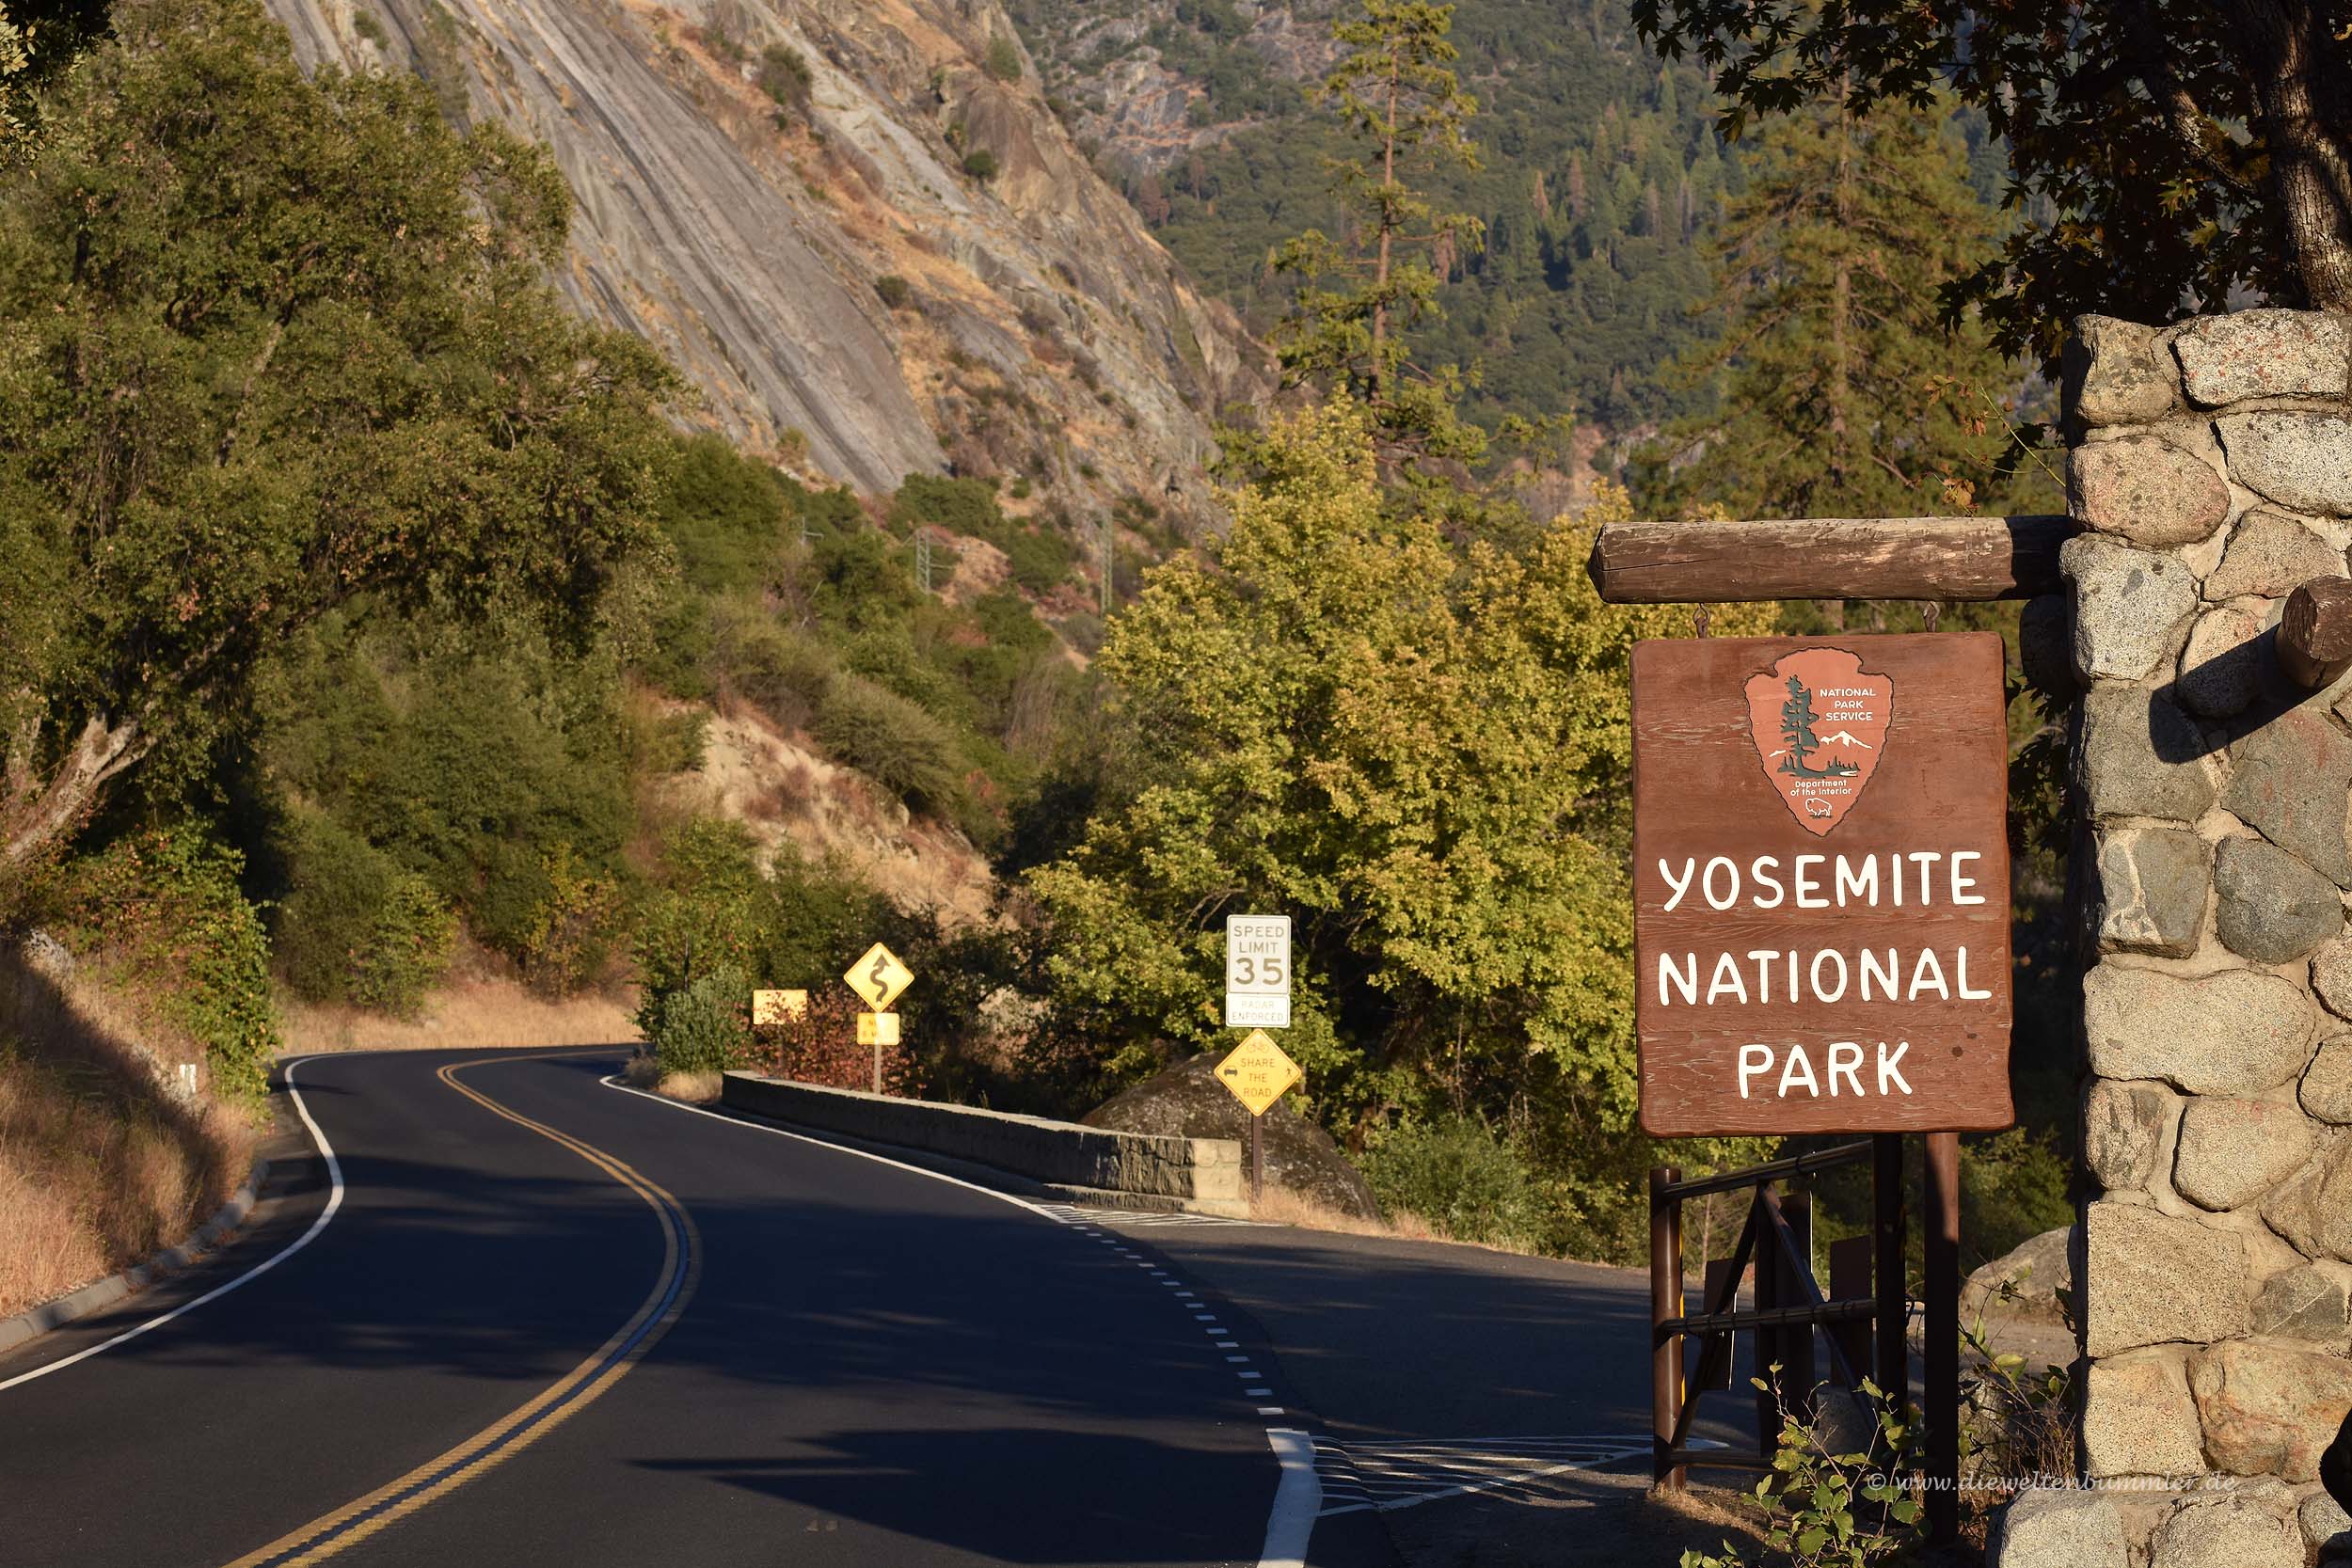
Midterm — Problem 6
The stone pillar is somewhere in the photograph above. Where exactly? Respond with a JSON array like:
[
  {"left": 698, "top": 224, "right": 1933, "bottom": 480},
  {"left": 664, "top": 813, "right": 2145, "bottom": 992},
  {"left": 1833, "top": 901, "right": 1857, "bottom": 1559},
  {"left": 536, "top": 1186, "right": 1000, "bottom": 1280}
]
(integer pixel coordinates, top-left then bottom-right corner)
[{"left": 1995, "top": 309, "right": 2352, "bottom": 1567}]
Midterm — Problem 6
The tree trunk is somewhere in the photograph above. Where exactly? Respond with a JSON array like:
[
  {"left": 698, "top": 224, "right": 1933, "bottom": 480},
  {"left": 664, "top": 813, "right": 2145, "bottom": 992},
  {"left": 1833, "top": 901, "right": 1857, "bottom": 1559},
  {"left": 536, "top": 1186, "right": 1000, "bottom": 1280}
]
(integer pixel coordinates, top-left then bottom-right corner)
[
  {"left": 0, "top": 715, "right": 148, "bottom": 875},
  {"left": 1827, "top": 87, "right": 1855, "bottom": 500},
  {"left": 2233, "top": 0, "right": 2352, "bottom": 312}
]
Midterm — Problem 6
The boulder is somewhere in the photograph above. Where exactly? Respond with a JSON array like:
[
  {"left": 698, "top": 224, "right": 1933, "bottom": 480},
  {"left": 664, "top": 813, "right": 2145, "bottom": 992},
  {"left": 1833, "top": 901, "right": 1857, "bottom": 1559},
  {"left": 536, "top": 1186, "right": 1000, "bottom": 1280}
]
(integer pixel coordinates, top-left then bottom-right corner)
[
  {"left": 2303, "top": 1036, "right": 2352, "bottom": 1124},
  {"left": 2150, "top": 1492, "right": 2307, "bottom": 1568},
  {"left": 2086, "top": 1079, "right": 2179, "bottom": 1191},
  {"left": 2082, "top": 965, "right": 2314, "bottom": 1096},
  {"left": 1084, "top": 1053, "right": 1378, "bottom": 1220},
  {"left": 1963, "top": 1224, "right": 2074, "bottom": 1324},
  {"left": 2094, "top": 827, "right": 2210, "bottom": 957},
  {"left": 2064, "top": 314, "right": 2180, "bottom": 427},
  {"left": 2082, "top": 1350, "right": 2206, "bottom": 1478},
  {"left": 2217, "top": 412, "right": 2352, "bottom": 516},
  {"left": 2173, "top": 309, "right": 2352, "bottom": 405},
  {"left": 2064, "top": 533, "right": 2201, "bottom": 679},
  {"left": 1988, "top": 1487, "right": 2128, "bottom": 1568},
  {"left": 2205, "top": 509, "right": 2348, "bottom": 601},
  {"left": 2082, "top": 1201, "right": 2251, "bottom": 1356},
  {"left": 2175, "top": 603, "right": 2268, "bottom": 718},
  {"left": 2223, "top": 708, "right": 2352, "bottom": 888},
  {"left": 2214, "top": 836, "right": 2344, "bottom": 963},
  {"left": 2070, "top": 436, "right": 2233, "bottom": 546},
  {"left": 2190, "top": 1339, "right": 2352, "bottom": 1481},
  {"left": 2172, "top": 1097, "right": 2314, "bottom": 1211},
  {"left": 2076, "top": 686, "right": 2217, "bottom": 824}
]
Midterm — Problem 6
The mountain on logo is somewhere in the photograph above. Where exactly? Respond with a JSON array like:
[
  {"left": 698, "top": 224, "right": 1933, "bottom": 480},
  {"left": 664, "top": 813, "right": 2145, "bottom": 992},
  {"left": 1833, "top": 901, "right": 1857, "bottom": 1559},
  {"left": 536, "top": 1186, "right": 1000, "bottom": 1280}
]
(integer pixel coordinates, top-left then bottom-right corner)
[{"left": 1819, "top": 729, "right": 1876, "bottom": 751}]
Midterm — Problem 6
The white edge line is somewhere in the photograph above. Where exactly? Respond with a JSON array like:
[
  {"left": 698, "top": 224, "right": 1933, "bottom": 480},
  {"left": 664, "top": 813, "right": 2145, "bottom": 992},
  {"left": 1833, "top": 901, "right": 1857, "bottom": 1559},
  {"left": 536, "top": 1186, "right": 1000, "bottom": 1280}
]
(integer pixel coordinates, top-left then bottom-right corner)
[
  {"left": 600, "top": 1076, "right": 1317, "bottom": 1568},
  {"left": 1260, "top": 1428, "right": 1322, "bottom": 1568},
  {"left": 0, "top": 1054, "right": 347, "bottom": 1394}
]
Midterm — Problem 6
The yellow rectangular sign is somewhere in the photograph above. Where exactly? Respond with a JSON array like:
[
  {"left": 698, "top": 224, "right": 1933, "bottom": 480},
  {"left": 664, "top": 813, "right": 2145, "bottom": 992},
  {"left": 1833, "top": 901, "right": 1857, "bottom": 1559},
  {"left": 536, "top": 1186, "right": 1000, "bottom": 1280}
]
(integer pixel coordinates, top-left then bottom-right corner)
[
  {"left": 856, "top": 1011, "right": 901, "bottom": 1047},
  {"left": 752, "top": 989, "right": 808, "bottom": 1026},
  {"left": 1216, "top": 1029, "right": 1302, "bottom": 1117},
  {"left": 844, "top": 942, "right": 914, "bottom": 1010}
]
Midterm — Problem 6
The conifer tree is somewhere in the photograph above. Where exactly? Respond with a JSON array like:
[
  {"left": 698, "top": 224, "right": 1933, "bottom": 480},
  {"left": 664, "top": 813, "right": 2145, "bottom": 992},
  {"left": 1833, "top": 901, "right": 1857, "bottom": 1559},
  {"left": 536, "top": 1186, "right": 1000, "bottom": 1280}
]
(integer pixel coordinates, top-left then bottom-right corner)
[
  {"left": 1632, "top": 94, "right": 2051, "bottom": 524},
  {"left": 1268, "top": 0, "right": 1487, "bottom": 466}
]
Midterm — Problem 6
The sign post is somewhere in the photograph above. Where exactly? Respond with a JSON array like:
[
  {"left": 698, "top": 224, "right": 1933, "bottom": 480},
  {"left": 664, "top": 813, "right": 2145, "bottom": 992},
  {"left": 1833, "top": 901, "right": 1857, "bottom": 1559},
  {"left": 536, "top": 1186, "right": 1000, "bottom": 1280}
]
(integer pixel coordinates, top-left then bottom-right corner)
[
  {"left": 843, "top": 942, "right": 914, "bottom": 1094},
  {"left": 1215, "top": 1028, "right": 1302, "bottom": 1206},
  {"left": 1630, "top": 634, "right": 2012, "bottom": 1530}
]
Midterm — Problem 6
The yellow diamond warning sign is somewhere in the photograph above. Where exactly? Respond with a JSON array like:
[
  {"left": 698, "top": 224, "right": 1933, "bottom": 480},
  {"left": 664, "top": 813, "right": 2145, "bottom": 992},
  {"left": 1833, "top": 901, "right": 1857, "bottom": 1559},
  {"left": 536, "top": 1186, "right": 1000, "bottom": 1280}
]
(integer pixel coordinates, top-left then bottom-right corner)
[
  {"left": 1215, "top": 1029, "right": 1302, "bottom": 1117},
  {"left": 843, "top": 942, "right": 914, "bottom": 1010}
]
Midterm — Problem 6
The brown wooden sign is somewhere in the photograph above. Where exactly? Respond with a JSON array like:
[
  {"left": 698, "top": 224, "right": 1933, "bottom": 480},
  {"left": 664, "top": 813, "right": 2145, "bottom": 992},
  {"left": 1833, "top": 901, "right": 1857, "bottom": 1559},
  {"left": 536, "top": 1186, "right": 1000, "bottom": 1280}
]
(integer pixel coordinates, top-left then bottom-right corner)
[{"left": 1631, "top": 634, "right": 2013, "bottom": 1136}]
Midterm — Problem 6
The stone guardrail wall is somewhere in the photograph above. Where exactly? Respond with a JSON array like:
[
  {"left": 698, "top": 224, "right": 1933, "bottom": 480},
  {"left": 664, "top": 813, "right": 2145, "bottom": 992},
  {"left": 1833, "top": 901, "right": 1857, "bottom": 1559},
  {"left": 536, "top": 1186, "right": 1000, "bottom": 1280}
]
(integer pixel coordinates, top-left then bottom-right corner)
[
  {"left": 1996, "top": 310, "right": 2352, "bottom": 1567},
  {"left": 720, "top": 1072, "right": 1248, "bottom": 1219}
]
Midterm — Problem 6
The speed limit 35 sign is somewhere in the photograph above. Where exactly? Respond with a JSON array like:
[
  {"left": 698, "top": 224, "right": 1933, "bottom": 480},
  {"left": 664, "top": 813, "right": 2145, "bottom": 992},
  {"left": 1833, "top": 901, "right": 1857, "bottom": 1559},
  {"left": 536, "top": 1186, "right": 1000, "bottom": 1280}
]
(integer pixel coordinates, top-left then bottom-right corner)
[{"left": 1225, "top": 914, "right": 1290, "bottom": 1028}]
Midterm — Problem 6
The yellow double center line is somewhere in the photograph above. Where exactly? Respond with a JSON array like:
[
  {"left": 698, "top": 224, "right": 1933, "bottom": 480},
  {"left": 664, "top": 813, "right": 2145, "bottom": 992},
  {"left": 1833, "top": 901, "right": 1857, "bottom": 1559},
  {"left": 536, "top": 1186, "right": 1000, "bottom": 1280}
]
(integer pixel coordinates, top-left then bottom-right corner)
[{"left": 222, "top": 1053, "right": 701, "bottom": 1568}]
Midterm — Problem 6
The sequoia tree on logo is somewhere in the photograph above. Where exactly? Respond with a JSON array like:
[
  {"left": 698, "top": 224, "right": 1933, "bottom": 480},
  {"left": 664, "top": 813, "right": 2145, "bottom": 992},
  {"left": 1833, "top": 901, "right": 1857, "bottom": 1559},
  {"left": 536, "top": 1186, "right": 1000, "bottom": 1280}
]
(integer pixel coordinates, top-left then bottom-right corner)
[{"left": 1777, "top": 676, "right": 1860, "bottom": 781}]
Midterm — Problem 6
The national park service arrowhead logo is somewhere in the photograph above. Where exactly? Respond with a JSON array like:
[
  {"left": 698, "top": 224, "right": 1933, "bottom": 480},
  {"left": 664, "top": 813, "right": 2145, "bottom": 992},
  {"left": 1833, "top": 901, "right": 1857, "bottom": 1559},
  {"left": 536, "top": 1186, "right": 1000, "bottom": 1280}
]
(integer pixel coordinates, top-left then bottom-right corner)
[{"left": 1742, "top": 648, "right": 1893, "bottom": 836}]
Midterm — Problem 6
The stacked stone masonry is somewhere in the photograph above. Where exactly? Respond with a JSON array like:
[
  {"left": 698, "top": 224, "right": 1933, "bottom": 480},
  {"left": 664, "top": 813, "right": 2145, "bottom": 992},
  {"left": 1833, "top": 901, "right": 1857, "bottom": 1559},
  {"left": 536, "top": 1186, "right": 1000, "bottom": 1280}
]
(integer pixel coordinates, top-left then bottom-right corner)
[{"left": 2010, "top": 309, "right": 2352, "bottom": 1568}]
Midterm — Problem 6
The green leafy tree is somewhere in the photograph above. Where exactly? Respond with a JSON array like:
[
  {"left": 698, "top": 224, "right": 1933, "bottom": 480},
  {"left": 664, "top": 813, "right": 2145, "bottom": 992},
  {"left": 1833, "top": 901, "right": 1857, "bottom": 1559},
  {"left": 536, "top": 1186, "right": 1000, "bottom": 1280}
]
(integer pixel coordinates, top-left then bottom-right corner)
[
  {"left": 0, "top": 0, "right": 676, "bottom": 877},
  {"left": 0, "top": 0, "right": 107, "bottom": 160},
  {"left": 1270, "top": 0, "right": 1487, "bottom": 464},
  {"left": 1632, "top": 98, "right": 2053, "bottom": 523},
  {"left": 1029, "top": 396, "right": 1774, "bottom": 1169},
  {"left": 1632, "top": 0, "right": 2352, "bottom": 359}
]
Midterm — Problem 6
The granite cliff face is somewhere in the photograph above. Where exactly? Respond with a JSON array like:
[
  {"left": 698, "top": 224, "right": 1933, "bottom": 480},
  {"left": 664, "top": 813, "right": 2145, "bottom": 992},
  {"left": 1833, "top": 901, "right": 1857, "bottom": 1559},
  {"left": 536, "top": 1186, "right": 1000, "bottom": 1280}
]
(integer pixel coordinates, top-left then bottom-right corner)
[{"left": 263, "top": 0, "right": 1261, "bottom": 512}]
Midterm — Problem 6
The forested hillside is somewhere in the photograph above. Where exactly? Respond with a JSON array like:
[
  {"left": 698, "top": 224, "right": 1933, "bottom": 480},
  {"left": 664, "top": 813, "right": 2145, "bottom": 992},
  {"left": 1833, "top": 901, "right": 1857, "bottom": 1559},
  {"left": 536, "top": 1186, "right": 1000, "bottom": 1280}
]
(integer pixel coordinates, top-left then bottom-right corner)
[{"left": 1010, "top": 0, "right": 2009, "bottom": 441}]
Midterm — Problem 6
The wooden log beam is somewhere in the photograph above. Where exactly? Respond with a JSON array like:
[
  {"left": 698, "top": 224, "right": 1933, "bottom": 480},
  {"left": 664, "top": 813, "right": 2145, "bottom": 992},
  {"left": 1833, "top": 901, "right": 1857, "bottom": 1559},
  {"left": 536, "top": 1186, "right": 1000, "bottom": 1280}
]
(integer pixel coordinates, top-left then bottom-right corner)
[
  {"left": 1586, "top": 515, "right": 2079, "bottom": 604},
  {"left": 2279, "top": 577, "right": 2352, "bottom": 689}
]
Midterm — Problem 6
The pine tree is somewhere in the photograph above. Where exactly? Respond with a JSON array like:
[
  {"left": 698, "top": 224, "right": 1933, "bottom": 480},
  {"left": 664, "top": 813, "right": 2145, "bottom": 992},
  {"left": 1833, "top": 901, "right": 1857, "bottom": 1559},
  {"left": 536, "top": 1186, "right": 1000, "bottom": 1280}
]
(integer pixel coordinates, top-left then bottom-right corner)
[
  {"left": 1632, "top": 94, "right": 2054, "bottom": 524},
  {"left": 1268, "top": 0, "right": 1487, "bottom": 466}
]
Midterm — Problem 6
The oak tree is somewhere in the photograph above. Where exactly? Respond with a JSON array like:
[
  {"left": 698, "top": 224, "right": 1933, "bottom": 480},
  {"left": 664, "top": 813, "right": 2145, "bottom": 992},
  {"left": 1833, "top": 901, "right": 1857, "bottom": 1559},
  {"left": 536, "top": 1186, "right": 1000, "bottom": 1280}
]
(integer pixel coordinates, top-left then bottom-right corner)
[
  {"left": 1633, "top": 0, "right": 2352, "bottom": 358},
  {"left": 0, "top": 0, "right": 676, "bottom": 875}
]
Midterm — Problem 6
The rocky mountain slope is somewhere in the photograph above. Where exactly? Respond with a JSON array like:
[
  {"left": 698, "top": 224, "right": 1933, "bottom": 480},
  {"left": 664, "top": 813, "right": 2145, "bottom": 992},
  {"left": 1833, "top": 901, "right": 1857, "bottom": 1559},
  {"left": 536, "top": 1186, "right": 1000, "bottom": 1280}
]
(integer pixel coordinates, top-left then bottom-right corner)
[{"left": 263, "top": 0, "right": 1262, "bottom": 515}]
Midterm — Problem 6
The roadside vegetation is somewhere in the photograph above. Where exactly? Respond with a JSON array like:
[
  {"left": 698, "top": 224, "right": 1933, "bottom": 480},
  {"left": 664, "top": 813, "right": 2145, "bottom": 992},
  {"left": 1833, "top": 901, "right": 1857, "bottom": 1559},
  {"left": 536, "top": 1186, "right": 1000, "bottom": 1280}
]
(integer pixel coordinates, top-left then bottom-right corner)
[{"left": 6, "top": 0, "right": 2249, "bottom": 1316}]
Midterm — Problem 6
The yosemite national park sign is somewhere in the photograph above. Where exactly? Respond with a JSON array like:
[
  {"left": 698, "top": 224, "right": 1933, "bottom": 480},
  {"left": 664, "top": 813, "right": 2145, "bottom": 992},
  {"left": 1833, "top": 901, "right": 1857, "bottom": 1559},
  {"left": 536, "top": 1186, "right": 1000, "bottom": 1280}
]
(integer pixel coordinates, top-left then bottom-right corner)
[{"left": 1630, "top": 635, "right": 2014, "bottom": 1136}]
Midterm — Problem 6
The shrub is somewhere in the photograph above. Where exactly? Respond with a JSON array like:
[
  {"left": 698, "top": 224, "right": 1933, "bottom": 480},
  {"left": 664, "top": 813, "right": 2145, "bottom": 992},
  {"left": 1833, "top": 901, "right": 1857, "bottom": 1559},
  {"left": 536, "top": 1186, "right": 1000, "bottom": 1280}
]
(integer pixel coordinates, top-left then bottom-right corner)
[
  {"left": 53, "top": 829, "right": 279, "bottom": 1107},
  {"left": 273, "top": 813, "right": 453, "bottom": 1019},
  {"left": 757, "top": 43, "right": 812, "bottom": 118},
  {"left": 1360, "top": 1117, "right": 1540, "bottom": 1246},
  {"left": 961, "top": 148, "right": 999, "bottom": 182},
  {"left": 516, "top": 845, "right": 624, "bottom": 996},
  {"left": 352, "top": 870, "right": 457, "bottom": 1019},
  {"left": 984, "top": 34, "right": 1023, "bottom": 83},
  {"left": 710, "top": 598, "right": 836, "bottom": 731},
  {"left": 815, "top": 673, "right": 965, "bottom": 814},
  {"left": 874, "top": 274, "right": 912, "bottom": 310},
  {"left": 652, "top": 963, "right": 752, "bottom": 1076},
  {"left": 660, "top": 432, "right": 789, "bottom": 594},
  {"left": 890, "top": 472, "right": 1006, "bottom": 543},
  {"left": 1003, "top": 525, "right": 1077, "bottom": 594}
]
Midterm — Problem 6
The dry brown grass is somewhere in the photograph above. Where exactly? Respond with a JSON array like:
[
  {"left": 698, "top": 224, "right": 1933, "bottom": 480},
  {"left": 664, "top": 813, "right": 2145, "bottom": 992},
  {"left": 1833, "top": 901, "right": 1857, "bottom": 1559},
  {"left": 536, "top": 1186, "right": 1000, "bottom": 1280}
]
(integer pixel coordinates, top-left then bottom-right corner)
[
  {"left": 654, "top": 1069, "right": 722, "bottom": 1103},
  {"left": 279, "top": 974, "right": 639, "bottom": 1055},
  {"left": 1248, "top": 1185, "right": 1441, "bottom": 1242},
  {"left": 0, "top": 1026, "right": 253, "bottom": 1320}
]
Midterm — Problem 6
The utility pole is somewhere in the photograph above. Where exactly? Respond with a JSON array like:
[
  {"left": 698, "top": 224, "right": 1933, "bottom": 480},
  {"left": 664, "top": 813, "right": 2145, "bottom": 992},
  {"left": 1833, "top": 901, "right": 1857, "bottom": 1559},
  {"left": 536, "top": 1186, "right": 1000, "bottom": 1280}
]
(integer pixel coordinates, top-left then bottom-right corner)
[
  {"left": 915, "top": 529, "right": 933, "bottom": 595},
  {"left": 1099, "top": 518, "right": 1114, "bottom": 615}
]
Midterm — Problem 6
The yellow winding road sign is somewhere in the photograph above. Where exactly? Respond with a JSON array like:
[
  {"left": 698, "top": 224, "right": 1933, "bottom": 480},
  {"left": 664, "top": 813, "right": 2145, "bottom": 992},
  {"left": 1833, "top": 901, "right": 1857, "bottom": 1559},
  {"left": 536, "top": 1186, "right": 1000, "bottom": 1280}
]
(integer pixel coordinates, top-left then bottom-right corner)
[
  {"left": 1216, "top": 1030, "right": 1302, "bottom": 1117},
  {"left": 844, "top": 942, "right": 914, "bottom": 1011}
]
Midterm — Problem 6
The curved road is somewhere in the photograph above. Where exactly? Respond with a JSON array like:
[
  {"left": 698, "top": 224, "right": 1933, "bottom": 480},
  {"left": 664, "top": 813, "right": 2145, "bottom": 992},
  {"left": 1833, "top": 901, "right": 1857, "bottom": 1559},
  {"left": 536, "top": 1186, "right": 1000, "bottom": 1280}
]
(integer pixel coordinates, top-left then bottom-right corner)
[{"left": 0, "top": 1049, "right": 1350, "bottom": 1567}]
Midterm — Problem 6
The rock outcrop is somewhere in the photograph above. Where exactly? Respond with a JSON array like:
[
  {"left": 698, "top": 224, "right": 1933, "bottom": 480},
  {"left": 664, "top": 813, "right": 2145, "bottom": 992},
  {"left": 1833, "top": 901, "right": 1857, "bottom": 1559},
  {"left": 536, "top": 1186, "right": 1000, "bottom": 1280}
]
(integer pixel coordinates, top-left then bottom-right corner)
[
  {"left": 264, "top": 0, "right": 1262, "bottom": 515},
  {"left": 1084, "top": 1053, "right": 1379, "bottom": 1219}
]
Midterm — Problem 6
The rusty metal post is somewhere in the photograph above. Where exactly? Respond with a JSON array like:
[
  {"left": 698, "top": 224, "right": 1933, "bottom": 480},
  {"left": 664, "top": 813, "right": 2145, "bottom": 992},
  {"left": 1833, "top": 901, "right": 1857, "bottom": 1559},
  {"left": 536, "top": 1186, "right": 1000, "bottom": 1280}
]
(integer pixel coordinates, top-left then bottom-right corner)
[
  {"left": 1873, "top": 1134, "right": 1908, "bottom": 1405},
  {"left": 1924, "top": 1132, "right": 1962, "bottom": 1543},
  {"left": 1780, "top": 1191, "right": 1818, "bottom": 1425},
  {"left": 1250, "top": 1112, "right": 1264, "bottom": 1207},
  {"left": 1650, "top": 1165, "right": 1685, "bottom": 1489}
]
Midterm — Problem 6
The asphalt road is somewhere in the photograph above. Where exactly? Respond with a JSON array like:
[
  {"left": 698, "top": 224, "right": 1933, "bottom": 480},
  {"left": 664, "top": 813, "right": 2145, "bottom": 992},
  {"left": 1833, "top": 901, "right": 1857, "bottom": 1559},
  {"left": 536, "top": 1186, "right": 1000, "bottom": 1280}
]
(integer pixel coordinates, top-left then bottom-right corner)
[{"left": 0, "top": 1049, "right": 1715, "bottom": 1567}]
